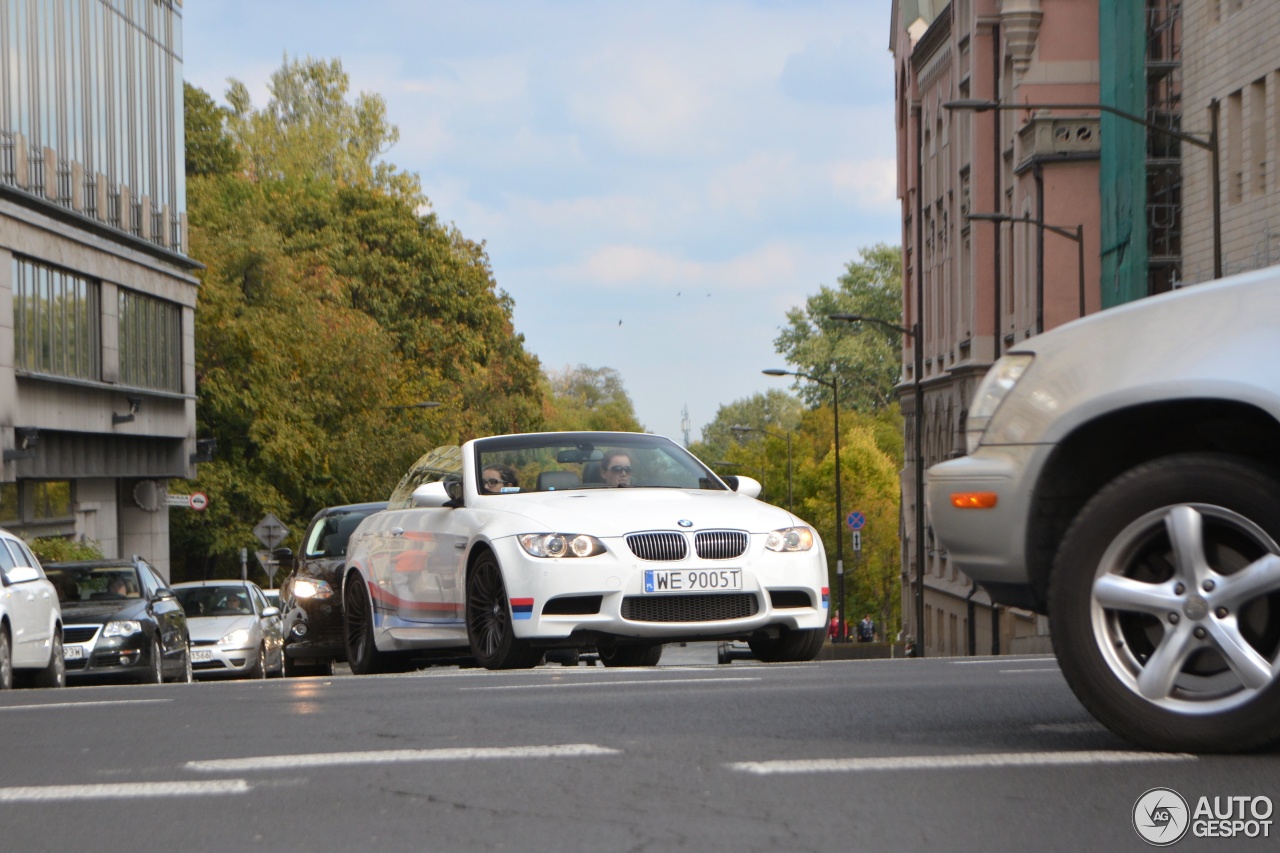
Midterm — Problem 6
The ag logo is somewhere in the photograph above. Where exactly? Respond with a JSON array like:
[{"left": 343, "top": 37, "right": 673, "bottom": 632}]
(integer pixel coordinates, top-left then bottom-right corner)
[{"left": 1133, "top": 787, "right": 1190, "bottom": 846}]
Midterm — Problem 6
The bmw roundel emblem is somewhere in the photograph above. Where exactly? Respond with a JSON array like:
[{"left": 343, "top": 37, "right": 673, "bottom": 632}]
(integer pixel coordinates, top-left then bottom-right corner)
[{"left": 678, "top": 519, "right": 693, "bottom": 528}]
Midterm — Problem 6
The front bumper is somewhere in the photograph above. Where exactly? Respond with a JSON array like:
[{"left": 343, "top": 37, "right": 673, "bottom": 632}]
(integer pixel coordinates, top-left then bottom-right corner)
[
  {"left": 926, "top": 444, "right": 1043, "bottom": 592},
  {"left": 493, "top": 534, "right": 829, "bottom": 642},
  {"left": 282, "top": 600, "right": 345, "bottom": 661},
  {"left": 62, "top": 624, "right": 157, "bottom": 680},
  {"left": 189, "top": 642, "right": 260, "bottom": 677}
]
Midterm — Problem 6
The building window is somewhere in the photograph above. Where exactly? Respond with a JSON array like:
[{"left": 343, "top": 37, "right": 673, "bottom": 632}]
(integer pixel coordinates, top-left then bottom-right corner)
[
  {"left": 13, "top": 257, "right": 101, "bottom": 380},
  {"left": 0, "top": 480, "right": 73, "bottom": 529},
  {"left": 119, "top": 289, "right": 181, "bottom": 392}
]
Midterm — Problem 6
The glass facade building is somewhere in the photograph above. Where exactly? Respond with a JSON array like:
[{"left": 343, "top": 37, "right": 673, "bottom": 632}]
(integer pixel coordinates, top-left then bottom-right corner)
[{"left": 0, "top": 0, "right": 186, "bottom": 252}]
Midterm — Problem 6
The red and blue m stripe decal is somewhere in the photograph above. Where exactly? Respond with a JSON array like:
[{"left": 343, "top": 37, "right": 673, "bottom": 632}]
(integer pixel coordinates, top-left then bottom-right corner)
[
  {"left": 510, "top": 598, "right": 534, "bottom": 620},
  {"left": 821, "top": 587, "right": 829, "bottom": 609}
]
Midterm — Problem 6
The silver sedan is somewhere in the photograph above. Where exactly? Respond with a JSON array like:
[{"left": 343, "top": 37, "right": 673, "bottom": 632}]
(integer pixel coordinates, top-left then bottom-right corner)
[{"left": 171, "top": 581, "right": 283, "bottom": 679}]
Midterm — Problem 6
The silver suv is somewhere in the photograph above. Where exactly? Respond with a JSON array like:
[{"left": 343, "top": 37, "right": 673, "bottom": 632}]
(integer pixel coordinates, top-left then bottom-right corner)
[
  {"left": 927, "top": 266, "right": 1280, "bottom": 753},
  {"left": 0, "top": 527, "right": 64, "bottom": 689}
]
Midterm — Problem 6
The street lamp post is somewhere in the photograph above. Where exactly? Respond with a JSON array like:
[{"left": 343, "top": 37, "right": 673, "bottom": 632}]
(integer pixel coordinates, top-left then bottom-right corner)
[
  {"left": 968, "top": 212, "right": 1086, "bottom": 320},
  {"left": 827, "top": 314, "right": 926, "bottom": 657},
  {"left": 730, "top": 425, "right": 793, "bottom": 512},
  {"left": 943, "top": 98, "right": 1222, "bottom": 280},
  {"left": 763, "top": 368, "right": 843, "bottom": 641}
]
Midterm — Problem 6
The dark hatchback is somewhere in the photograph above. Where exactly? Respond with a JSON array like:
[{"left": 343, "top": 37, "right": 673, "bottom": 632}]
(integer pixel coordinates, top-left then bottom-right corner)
[
  {"left": 45, "top": 557, "right": 192, "bottom": 684},
  {"left": 275, "top": 502, "right": 386, "bottom": 676}
]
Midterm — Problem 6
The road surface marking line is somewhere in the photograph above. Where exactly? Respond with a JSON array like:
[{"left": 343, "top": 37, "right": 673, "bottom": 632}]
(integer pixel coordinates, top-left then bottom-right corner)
[
  {"left": 0, "top": 698, "right": 172, "bottom": 712},
  {"left": 461, "top": 677, "right": 762, "bottom": 691},
  {"left": 186, "top": 743, "right": 622, "bottom": 773},
  {"left": 727, "top": 751, "right": 1196, "bottom": 775},
  {"left": 0, "top": 779, "right": 251, "bottom": 802}
]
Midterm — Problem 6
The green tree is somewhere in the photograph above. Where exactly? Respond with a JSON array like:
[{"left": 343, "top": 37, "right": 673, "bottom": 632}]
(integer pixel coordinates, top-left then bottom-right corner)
[
  {"left": 172, "top": 72, "right": 545, "bottom": 580},
  {"left": 773, "top": 243, "right": 904, "bottom": 412},
  {"left": 688, "top": 389, "right": 803, "bottom": 464},
  {"left": 225, "top": 55, "right": 421, "bottom": 201},
  {"left": 542, "top": 365, "right": 644, "bottom": 432},
  {"left": 184, "top": 83, "right": 240, "bottom": 177}
]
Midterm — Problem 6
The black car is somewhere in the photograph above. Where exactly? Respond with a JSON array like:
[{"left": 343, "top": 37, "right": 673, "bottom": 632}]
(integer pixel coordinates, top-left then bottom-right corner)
[
  {"left": 275, "top": 502, "right": 386, "bottom": 676},
  {"left": 45, "top": 557, "right": 192, "bottom": 684}
]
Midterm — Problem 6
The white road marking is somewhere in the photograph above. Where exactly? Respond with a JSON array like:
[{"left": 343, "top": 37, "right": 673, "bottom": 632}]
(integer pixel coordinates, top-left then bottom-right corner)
[
  {"left": 727, "top": 750, "right": 1196, "bottom": 776},
  {"left": 0, "top": 699, "right": 172, "bottom": 712},
  {"left": 0, "top": 779, "right": 250, "bottom": 802},
  {"left": 461, "top": 677, "right": 762, "bottom": 691},
  {"left": 186, "top": 743, "right": 622, "bottom": 773}
]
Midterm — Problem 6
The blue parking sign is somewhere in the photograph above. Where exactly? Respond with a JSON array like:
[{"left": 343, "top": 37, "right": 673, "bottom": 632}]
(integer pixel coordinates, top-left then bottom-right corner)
[{"left": 847, "top": 511, "right": 866, "bottom": 531}]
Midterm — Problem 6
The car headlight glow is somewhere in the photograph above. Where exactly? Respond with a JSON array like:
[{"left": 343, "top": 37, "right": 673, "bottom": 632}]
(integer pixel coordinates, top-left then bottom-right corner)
[
  {"left": 220, "top": 628, "right": 252, "bottom": 647},
  {"left": 518, "top": 533, "right": 606, "bottom": 558},
  {"left": 765, "top": 527, "right": 815, "bottom": 552},
  {"left": 102, "top": 620, "right": 142, "bottom": 637},
  {"left": 965, "top": 354, "right": 1033, "bottom": 454},
  {"left": 292, "top": 578, "right": 334, "bottom": 599}
]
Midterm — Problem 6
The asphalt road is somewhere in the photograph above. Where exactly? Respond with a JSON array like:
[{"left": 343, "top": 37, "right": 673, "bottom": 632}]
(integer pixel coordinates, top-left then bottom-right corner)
[{"left": 1, "top": 648, "right": 1276, "bottom": 852}]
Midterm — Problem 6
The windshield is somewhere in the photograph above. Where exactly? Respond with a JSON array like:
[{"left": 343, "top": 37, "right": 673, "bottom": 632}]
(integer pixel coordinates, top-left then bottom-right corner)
[
  {"left": 176, "top": 585, "right": 253, "bottom": 617},
  {"left": 46, "top": 565, "right": 142, "bottom": 604},
  {"left": 304, "top": 508, "right": 383, "bottom": 558},
  {"left": 387, "top": 446, "right": 463, "bottom": 509},
  {"left": 474, "top": 433, "right": 726, "bottom": 495}
]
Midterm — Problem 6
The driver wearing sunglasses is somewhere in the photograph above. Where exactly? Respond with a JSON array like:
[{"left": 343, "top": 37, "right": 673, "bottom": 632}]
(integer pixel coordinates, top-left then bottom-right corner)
[
  {"left": 481, "top": 464, "right": 519, "bottom": 494},
  {"left": 600, "top": 451, "right": 633, "bottom": 487}
]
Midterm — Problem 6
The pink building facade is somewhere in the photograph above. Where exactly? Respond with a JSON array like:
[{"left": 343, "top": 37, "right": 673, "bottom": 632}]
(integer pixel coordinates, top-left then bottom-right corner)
[{"left": 890, "top": 0, "right": 1101, "bottom": 655}]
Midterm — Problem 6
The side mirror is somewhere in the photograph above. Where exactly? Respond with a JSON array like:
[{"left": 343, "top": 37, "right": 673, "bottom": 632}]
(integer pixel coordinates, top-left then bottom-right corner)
[
  {"left": 272, "top": 547, "right": 294, "bottom": 568},
  {"left": 724, "top": 475, "right": 762, "bottom": 499},
  {"left": 3, "top": 566, "right": 41, "bottom": 586},
  {"left": 411, "top": 481, "right": 454, "bottom": 508},
  {"left": 153, "top": 588, "right": 177, "bottom": 602},
  {"left": 261, "top": 606, "right": 281, "bottom": 619}
]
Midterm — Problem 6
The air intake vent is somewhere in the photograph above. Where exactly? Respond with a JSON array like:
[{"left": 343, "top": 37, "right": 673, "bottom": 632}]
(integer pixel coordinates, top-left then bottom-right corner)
[
  {"left": 626, "top": 532, "right": 687, "bottom": 561},
  {"left": 621, "top": 593, "right": 758, "bottom": 623},
  {"left": 694, "top": 530, "right": 748, "bottom": 560}
]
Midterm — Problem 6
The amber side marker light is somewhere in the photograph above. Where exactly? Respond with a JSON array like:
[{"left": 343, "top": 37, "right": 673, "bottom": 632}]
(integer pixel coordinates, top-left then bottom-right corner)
[{"left": 950, "top": 492, "right": 998, "bottom": 509}]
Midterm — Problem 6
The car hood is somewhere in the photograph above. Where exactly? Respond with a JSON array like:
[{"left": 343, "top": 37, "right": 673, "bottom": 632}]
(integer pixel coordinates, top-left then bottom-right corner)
[
  {"left": 186, "top": 615, "right": 257, "bottom": 642},
  {"left": 487, "top": 488, "right": 799, "bottom": 538},
  {"left": 59, "top": 599, "right": 149, "bottom": 624}
]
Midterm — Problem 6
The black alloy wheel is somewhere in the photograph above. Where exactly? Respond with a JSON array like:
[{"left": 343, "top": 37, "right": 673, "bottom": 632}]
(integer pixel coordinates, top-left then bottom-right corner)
[
  {"left": 466, "top": 553, "right": 541, "bottom": 670},
  {"left": 343, "top": 575, "right": 412, "bottom": 674},
  {"left": 1050, "top": 453, "right": 1280, "bottom": 753}
]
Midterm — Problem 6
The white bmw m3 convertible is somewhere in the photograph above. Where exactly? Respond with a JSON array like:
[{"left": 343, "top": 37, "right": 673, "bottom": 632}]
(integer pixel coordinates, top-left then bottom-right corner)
[{"left": 342, "top": 431, "right": 829, "bottom": 671}]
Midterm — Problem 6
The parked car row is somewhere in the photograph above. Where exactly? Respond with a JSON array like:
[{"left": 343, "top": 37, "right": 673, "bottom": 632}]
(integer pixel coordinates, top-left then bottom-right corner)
[
  {"left": 0, "top": 528, "right": 285, "bottom": 691},
  {"left": 274, "top": 431, "right": 830, "bottom": 677}
]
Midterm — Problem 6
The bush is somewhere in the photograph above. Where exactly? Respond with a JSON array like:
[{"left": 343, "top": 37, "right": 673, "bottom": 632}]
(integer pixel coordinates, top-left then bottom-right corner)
[{"left": 29, "top": 537, "right": 104, "bottom": 563}]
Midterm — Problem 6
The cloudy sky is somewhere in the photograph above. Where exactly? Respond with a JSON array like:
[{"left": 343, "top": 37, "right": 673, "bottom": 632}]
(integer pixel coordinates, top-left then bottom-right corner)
[{"left": 181, "top": 1, "right": 900, "bottom": 442}]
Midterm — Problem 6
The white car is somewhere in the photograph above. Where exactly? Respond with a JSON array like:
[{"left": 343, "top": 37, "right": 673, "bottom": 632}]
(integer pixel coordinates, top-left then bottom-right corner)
[
  {"left": 342, "top": 431, "right": 829, "bottom": 672},
  {"left": 171, "top": 580, "right": 284, "bottom": 678},
  {"left": 0, "top": 527, "right": 64, "bottom": 689},
  {"left": 926, "top": 266, "right": 1280, "bottom": 753}
]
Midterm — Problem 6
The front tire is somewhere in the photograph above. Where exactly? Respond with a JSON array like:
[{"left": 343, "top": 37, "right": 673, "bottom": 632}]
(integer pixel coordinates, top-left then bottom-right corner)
[
  {"left": 598, "top": 642, "right": 663, "bottom": 667},
  {"left": 1050, "top": 454, "right": 1280, "bottom": 753},
  {"left": 141, "top": 638, "right": 163, "bottom": 685},
  {"left": 33, "top": 631, "right": 65, "bottom": 688},
  {"left": 466, "top": 553, "right": 540, "bottom": 670},
  {"left": 344, "top": 574, "right": 396, "bottom": 675},
  {"left": 748, "top": 628, "right": 825, "bottom": 663},
  {"left": 0, "top": 629, "right": 13, "bottom": 690}
]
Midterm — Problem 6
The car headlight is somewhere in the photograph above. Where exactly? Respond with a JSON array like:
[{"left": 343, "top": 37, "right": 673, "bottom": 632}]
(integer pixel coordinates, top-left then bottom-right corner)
[
  {"left": 964, "top": 354, "right": 1033, "bottom": 454},
  {"left": 220, "top": 629, "right": 252, "bottom": 647},
  {"left": 292, "top": 578, "right": 334, "bottom": 599},
  {"left": 517, "top": 533, "right": 606, "bottom": 558},
  {"left": 765, "top": 527, "right": 815, "bottom": 552},
  {"left": 103, "top": 620, "right": 142, "bottom": 637}
]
